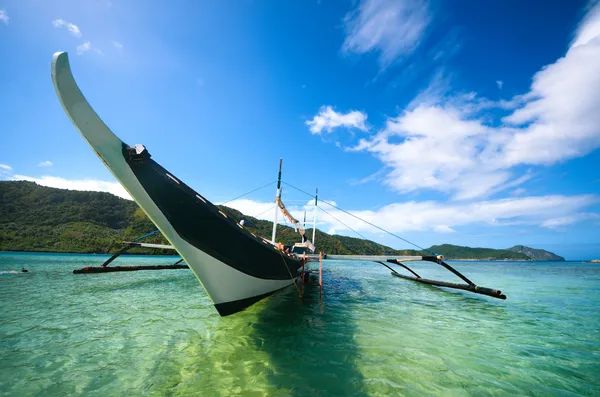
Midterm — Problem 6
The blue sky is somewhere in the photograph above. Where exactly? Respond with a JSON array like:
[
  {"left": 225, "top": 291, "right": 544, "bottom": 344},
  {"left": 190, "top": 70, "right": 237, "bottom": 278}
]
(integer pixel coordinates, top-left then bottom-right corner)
[{"left": 1, "top": 0, "right": 599, "bottom": 259}]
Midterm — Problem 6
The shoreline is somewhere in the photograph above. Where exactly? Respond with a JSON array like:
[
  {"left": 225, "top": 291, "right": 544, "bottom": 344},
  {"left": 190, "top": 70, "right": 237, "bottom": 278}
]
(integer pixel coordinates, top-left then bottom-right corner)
[
  {"left": 0, "top": 250, "right": 583, "bottom": 262},
  {"left": 0, "top": 249, "right": 179, "bottom": 257}
]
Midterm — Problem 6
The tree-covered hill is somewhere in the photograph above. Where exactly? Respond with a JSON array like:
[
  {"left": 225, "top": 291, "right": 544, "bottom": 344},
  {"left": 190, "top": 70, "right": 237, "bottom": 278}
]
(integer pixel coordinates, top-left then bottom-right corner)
[
  {"left": 0, "top": 181, "right": 563, "bottom": 260},
  {"left": 429, "top": 244, "right": 530, "bottom": 260},
  {"left": 0, "top": 181, "right": 416, "bottom": 255},
  {"left": 507, "top": 245, "right": 565, "bottom": 261}
]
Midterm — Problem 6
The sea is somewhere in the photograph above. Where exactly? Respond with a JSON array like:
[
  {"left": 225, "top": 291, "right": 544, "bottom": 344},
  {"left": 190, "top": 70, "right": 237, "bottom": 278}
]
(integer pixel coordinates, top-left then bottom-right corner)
[{"left": 1, "top": 252, "right": 599, "bottom": 397}]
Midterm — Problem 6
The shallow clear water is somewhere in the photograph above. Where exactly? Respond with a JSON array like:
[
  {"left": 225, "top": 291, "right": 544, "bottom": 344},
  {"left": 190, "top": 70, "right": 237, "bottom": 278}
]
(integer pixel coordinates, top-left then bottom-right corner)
[{"left": 1, "top": 252, "right": 599, "bottom": 396}]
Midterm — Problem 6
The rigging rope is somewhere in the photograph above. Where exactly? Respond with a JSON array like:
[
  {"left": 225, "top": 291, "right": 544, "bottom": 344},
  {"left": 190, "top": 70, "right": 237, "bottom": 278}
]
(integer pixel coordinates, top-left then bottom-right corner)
[
  {"left": 132, "top": 181, "right": 275, "bottom": 244},
  {"left": 251, "top": 205, "right": 277, "bottom": 220},
  {"left": 220, "top": 181, "right": 276, "bottom": 206},
  {"left": 318, "top": 206, "right": 368, "bottom": 242},
  {"left": 282, "top": 181, "right": 435, "bottom": 256},
  {"left": 318, "top": 206, "right": 388, "bottom": 256}
]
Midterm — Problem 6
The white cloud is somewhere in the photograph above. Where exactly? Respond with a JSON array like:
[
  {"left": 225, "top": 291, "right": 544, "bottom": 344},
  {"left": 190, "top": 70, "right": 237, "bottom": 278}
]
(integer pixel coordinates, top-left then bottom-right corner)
[
  {"left": 306, "top": 106, "right": 368, "bottom": 135},
  {"left": 541, "top": 213, "right": 600, "bottom": 229},
  {"left": 52, "top": 19, "right": 82, "bottom": 37},
  {"left": 499, "top": 6, "right": 600, "bottom": 167},
  {"left": 11, "top": 175, "right": 131, "bottom": 200},
  {"left": 224, "top": 194, "right": 599, "bottom": 236},
  {"left": 338, "top": 2, "right": 600, "bottom": 200},
  {"left": 112, "top": 40, "right": 123, "bottom": 50},
  {"left": 0, "top": 163, "right": 12, "bottom": 171},
  {"left": 343, "top": 0, "right": 430, "bottom": 67},
  {"left": 496, "top": 80, "right": 503, "bottom": 90},
  {"left": 76, "top": 41, "right": 91, "bottom": 55},
  {"left": 38, "top": 161, "right": 53, "bottom": 167},
  {"left": 0, "top": 9, "right": 9, "bottom": 24}
]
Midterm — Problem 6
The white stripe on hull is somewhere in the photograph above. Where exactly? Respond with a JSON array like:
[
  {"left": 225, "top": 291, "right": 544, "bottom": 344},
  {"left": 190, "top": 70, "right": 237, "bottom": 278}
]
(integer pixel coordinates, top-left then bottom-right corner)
[{"left": 51, "top": 52, "right": 296, "bottom": 308}]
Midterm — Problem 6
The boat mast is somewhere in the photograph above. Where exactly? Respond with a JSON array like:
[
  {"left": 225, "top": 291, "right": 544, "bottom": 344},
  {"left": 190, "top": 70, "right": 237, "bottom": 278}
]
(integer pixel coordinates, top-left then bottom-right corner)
[
  {"left": 271, "top": 158, "right": 283, "bottom": 243},
  {"left": 312, "top": 187, "right": 318, "bottom": 245}
]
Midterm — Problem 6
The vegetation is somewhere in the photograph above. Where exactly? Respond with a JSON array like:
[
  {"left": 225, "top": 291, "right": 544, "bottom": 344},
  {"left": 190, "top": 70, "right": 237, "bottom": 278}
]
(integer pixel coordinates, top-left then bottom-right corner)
[
  {"left": 0, "top": 181, "right": 563, "bottom": 260},
  {"left": 506, "top": 245, "right": 565, "bottom": 261},
  {"left": 0, "top": 181, "right": 415, "bottom": 255},
  {"left": 429, "top": 244, "right": 530, "bottom": 260}
]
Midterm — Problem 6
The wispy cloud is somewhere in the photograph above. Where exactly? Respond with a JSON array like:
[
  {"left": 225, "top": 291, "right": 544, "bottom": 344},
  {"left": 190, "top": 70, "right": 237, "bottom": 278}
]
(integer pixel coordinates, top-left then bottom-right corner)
[
  {"left": 321, "top": 1, "right": 600, "bottom": 200},
  {"left": 306, "top": 106, "right": 368, "bottom": 135},
  {"left": 38, "top": 161, "right": 53, "bottom": 167},
  {"left": 52, "top": 18, "right": 82, "bottom": 37},
  {"left": 541, "top": 213, "right": 600, "bottom": 229},
  {"left": 496, "top": 80, "right": 503, "bottom": 90},
  {"left": 76, "top": 41, "right": 91, "bottom": 55},
  {"left": 225, "top": 194, "right": 599, "bottom": 236},
  {"left": 75, "top": 41, "right": 102, "bottom": 56},
  {"left": 343, "top": 0, "right": 430, "bottom": 67},
  {"left": 11, "top": 175, "right": 131, "bottom": 200},
  {"left": 112, "top": 40, "right": 123, "bottom": 50},
  {"left": 0, "top": 163, "right": 12, "bottom": 180},
  {"left": 0, "top": 8, "right": 9, "bottom": 25}
]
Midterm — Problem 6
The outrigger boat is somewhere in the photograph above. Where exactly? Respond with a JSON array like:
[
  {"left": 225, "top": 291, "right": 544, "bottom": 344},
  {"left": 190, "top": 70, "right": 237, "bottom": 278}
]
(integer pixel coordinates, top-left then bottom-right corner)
[{"left": 52, "top": 52, "right": 506, "bottom": 317}]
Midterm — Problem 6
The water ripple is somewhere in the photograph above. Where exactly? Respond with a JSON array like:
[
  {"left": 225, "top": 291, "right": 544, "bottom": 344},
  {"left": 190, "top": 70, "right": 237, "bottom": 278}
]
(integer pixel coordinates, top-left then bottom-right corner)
[{"left": 1, "top": 254, "right": 599, "bottom": 396}]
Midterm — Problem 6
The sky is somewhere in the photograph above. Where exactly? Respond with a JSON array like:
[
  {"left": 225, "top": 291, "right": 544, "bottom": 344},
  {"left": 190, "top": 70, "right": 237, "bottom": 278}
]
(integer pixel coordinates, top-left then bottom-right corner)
[{"left": 1, "top": 0, "right": 599, "bottom": 259}]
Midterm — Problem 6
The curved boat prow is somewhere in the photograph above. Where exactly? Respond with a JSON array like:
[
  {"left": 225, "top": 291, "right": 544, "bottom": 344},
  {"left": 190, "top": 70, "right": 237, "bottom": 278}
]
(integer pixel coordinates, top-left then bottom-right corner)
[
  {"left": 52, "top": 52, "right": 125, "bottom": 171},
  {"left": 51, "top": 52, "right": 302, "bottom": 316}
]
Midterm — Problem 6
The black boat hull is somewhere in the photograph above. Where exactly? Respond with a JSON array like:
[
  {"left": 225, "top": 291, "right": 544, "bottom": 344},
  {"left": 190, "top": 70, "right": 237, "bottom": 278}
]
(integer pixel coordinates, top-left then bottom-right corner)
[{"left": 52, "top": 52, "right": 302, "bottom": 315}]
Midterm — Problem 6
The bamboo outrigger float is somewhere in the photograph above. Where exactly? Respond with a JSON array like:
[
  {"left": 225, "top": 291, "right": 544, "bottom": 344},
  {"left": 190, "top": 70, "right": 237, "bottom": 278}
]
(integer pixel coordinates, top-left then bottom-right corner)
[{"left": 54, "top": 51, "right": 506, "bottom": 317}]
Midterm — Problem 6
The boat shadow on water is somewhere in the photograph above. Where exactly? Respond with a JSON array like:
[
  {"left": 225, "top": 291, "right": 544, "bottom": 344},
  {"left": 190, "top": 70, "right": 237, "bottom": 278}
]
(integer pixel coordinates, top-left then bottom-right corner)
[
  {"left": 137, "top": 275, "right": 370, "bottom": 396},
  {"left": 247, "top": 276, "right": 369, "bottom": 397}
]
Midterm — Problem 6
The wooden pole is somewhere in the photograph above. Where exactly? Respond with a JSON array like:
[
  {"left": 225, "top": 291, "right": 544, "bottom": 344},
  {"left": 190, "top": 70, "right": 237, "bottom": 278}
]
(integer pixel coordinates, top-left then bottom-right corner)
[
  {"left": 312, "top": 188, "right": 318, "bottom": 245},
  {"left": 101, "top": 244, "right": 133, "bottom": 267},
  {"left": 391, "top": 272, "right": 506, "bottom": 299},
  {"left": 271, "top": 158, "right": 283, "bottom": 243},
  {"left": 74, "top": 264, "right": 188, "bottom": 274},
  {"left": 319, "top": 251, "right": 323, "bottom": 299},
  {"left": 300, "top": 253, "right": 305, "bottom": 300}
]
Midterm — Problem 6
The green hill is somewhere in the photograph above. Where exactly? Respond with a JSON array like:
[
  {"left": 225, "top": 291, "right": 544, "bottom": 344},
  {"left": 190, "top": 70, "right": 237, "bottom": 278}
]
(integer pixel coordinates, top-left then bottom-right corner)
[
  {"left": 507, "top": 245, "right": 565, "bottom": 261},
  {"left": 0, "top": 181, "right": 564, "bottom": 260},
  {"left": 0, "top": 181, "right": 416, "bottom": 256},
  {"left": 429, "top": 244, "right": 530, "bottom": 260}
]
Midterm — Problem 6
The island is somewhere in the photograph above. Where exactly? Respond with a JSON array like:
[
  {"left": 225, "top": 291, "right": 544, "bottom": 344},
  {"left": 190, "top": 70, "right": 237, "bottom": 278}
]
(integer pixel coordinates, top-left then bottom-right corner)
[{"left": 0, "top": 181, "right": 566, "bottom": 260}]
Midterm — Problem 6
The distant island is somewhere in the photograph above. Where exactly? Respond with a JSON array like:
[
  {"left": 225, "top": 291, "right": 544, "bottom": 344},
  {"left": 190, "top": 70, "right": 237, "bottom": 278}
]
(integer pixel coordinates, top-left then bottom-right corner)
[
  {"left": 506, "top": 245, "right": 565, "bottom": 261},
  {"left": 0, "top": 181, "right": 565, "bottom": 260}
]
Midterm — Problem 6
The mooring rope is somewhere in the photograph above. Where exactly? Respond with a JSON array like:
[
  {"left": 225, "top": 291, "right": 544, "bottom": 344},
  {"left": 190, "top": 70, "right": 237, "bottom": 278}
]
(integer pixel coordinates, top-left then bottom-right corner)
[
  {"left": 282, "top": 181, "right": 436, "bottom": 256},
  {"left": 276, "top": 248, "right": 302, "bottom": 298}
]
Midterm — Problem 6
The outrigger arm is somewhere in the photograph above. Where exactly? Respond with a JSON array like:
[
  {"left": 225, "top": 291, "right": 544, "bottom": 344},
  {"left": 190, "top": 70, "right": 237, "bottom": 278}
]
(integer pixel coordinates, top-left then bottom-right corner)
[
  {"left": 387, "top": 256, "right": 506, "bottom": 300},
  {"left": 323, "top": 254, "right": 506, "bottom": 300}
]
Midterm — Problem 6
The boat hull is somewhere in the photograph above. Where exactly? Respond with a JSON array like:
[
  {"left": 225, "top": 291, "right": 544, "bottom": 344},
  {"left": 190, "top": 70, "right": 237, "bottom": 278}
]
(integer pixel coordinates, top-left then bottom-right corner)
[{"left": 51, "top": 52, "right": 301, "bottom": 315}]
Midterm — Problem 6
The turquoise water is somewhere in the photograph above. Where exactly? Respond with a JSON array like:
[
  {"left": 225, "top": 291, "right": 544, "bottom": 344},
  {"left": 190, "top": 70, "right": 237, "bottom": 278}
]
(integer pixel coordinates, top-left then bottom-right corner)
[{"left": 1, "top": 252, "right": 599, "bottom": 396}]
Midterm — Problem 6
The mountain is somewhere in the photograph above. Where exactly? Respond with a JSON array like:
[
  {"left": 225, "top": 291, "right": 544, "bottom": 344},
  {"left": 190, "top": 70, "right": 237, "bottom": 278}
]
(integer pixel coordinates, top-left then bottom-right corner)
[
  {"left": 0, "top": 181, "right": 417, "bottom": 256},
  {"left": 507, "top": 245, "right": 565, "bottom": 261},
  {"left": 428, "top": 244, "right": 531, "bottom": 260},
  {"left": 0, "top": 181, "right": 565, "bottom": 261}
]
